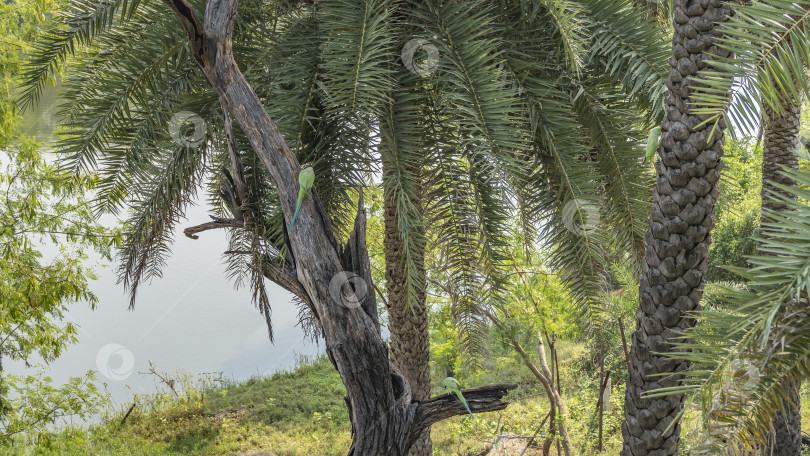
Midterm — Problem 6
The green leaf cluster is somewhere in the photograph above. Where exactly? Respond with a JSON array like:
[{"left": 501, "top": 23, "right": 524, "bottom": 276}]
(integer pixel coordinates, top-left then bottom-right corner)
[{"left": 19, "top": 0, "right": 668, "bottom": 355}]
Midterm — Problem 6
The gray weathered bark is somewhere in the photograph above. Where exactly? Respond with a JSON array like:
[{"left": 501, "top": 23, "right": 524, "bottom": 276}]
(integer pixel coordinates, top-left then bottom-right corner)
[
  {"left": 162, "top": 0, "right": 514, "bottom": 454},
  {"left": 622, "top": 0, "right": 734, "bottom": 453}
]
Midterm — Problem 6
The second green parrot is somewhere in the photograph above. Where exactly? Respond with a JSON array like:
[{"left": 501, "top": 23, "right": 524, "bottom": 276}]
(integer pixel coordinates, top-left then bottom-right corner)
[
  {"left": 643, "top": 126, "right": 661, "bottom": 165},
  {"left": 289, "top": 166, "right": 315, "bottom": 230},
  {"left": 443, "top": 377, "right": 473, "bottom": 418}
]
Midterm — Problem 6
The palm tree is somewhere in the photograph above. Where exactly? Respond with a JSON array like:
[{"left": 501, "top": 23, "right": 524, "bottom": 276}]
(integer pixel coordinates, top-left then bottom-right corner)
[
  {"left": 21, "top": 0, "right": 668, "bottom": 453},
  {"left": 640, "top": 0, "right": 810, "bottom": 452},
  {"left": 380, "top": 81, "right": 432, "bottom": 453},
  {"left": 621, "top": 0, "right": 735, "bottom": 453},
  {"left": 760, "top": 97, "right": 802, "bottom": 455},
  {"left": 649, "top": 163, "right": 810, "bottom": 454}
]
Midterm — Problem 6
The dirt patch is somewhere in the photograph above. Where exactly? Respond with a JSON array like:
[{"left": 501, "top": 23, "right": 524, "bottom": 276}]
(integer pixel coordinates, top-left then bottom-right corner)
[{"left": 486, "top": 435, "right": 544, "bottom": 455}]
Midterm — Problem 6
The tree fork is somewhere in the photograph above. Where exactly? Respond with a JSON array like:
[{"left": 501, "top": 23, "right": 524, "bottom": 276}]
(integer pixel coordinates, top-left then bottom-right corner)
[{"left": 162, "top": 0, "right": 516, "bottom": 453}]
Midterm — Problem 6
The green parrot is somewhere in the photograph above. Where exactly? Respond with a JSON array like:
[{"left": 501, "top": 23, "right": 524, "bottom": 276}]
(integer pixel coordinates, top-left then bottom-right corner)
[
  {"left": 289, "top": 166, "right": 315, "bottom": 230},
  {"left": 643, "top": 126, "right": 661, "bottom": 165},
  {"left": 443, "top": 377, "right": 473, "bottom": 418}
]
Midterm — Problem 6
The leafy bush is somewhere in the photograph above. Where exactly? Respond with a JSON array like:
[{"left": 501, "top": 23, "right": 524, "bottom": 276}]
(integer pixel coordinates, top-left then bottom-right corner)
[{"left": 707, "top": 137, "right": 762, "bottom": 282}]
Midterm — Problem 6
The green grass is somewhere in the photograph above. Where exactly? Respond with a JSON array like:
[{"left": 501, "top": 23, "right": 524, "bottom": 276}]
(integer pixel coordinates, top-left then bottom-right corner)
[
  {"left": 204, "top": 355, "right": 349, "bottom": 428},
  {"left": 0, "top": 344, "right": 614, "bottom": 456},
  {"left": 5, "top": 346, "right": 810, "bottom": 455}
]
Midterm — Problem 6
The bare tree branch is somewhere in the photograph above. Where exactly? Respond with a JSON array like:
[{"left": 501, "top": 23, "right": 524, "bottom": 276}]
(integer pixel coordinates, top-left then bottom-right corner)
[
  {"left": 410, "top": 384, "right": 517, "bottom": 442},
  {"left": 183, "top": 216, "right": 243, "bottom": 239}
]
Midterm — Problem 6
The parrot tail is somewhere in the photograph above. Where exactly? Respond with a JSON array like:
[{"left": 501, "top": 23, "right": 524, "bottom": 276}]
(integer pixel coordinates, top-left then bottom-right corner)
[
  {"left": 290, "top": 203, "right": 302, "bottom": 230},
  {"left": 455, "top": 391, "right": 473, "bottom": 418}
]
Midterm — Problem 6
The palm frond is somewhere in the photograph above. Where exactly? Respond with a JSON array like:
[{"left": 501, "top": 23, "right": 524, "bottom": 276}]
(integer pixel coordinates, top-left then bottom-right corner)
[
  {"left": 534, "top": 0, "right": 589, "bottom": 74},
  {"left": 422, "top": 87, "right": 489, "bottom": 363},
  {"left": 117, "top": 140, "right": 208, "bottom": 307},
  {"left": 18, "top": 0, "right": 145, "bottom": 110},
  {"left": 55, "top": 14, "right": 191, "bottom": 181},
  {"left": 571, "top": 78, "right": 652, "bottom": 269},
  {"left": 690, "top": 0, "right": 810, "bottom": 136},
  {"left": 380, "top": 71, "right": 428, "bottom": 311},
  {"left": 652, "top": 162, "right": 810, "bottom": 452},
  {"left": 583, "top": 0, "right": 669, "bottom": 123},
  {"left": 317, "top": 0, "right": 395, "bottom": 117}
]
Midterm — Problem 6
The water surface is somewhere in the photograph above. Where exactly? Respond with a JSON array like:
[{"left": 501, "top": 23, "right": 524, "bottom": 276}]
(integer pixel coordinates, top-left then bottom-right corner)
[{"left": 10, "top": 85, "right": 322, "bottom": 407}]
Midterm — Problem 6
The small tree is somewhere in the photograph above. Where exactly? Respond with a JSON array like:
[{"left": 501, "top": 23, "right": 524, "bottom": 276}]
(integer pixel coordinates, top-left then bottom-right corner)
[
  {"left": 0, "top": 0, "right": 117, "bottom": 439},
  {"left": 0, "top": 142, "right": 116, "bottom": 438}
]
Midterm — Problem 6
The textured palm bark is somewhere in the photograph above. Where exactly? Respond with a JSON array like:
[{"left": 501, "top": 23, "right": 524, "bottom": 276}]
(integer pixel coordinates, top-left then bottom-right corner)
[
  {"left": 761, "top": 100, "right": 802, "bottom": 456},
  {"left": 761, "top": 101, "right": 801, "bottom": 212},
  {"left": 622, "top": 0, "right": 734, "bottom": 454},
  {"left": 769, "top": 379, "right": 802, "bottom": 455},
  {"left": 382, "top": 158, "right": 432, "bottom": 456},
  {"left": 159, "top": 0, "right": 516, "bottom": 453}
]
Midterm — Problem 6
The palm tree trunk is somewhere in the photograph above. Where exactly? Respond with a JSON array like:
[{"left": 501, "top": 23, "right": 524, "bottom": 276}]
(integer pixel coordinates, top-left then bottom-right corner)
[
  {"left": 383, "top": 157, "right": 432, "bottom": 456},
  {"left": 761, "top": 100, "right": 802, "bottom": 456},
  {"left": 761, "top": 101, "right": 801, "bottom": 213},
  {"left": 622, "top": 0, "right": 734, "bottom": 454}
]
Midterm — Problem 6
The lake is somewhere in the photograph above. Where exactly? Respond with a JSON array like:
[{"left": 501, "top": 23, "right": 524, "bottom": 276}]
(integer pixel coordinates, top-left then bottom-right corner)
[{"left": 10, "top": 84, "right": 324, "bottom": 408}]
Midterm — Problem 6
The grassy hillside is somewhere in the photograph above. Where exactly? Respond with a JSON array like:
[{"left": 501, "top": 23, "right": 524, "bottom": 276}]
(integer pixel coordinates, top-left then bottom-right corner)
[{"left": 4, "top": 347, "right": 810, "bottom": 455}]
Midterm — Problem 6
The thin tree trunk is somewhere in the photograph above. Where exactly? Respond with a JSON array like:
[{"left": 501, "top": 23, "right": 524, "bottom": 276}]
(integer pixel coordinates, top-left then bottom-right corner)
[
  {"left": 0, "top": 351, "right": 5, "bottom": 417},
  {"left": 512, "top": 336, "right": 574, "bottom": 456},
  {"left": 761, "top": 99, "right": 802, "bottom": 456},
  {"left": 159, "top": 1, "right": 516, "bottom": 453},
  {"left": 543, "top": 401, "right": 556, "bottom": 456},
  {"left": 598, "top": 339, "right": 605, "bottom": 452},
  {"left": 483, "top": 310, "right": 574, "bottom": 456},
  {"left": 382, "top": 155, "right": 432, "bottom": 456},
  {"left": 622, "top": 0, "right": 734, "bottom": 453}
]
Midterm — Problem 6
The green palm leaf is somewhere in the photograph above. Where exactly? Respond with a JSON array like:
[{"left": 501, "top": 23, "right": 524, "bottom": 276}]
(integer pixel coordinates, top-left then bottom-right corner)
[
  {"left": 690, "top": 0, "right": 810, "bottom": 136},
  {"left": 19, "top": 0, "right": 145, "bottom": 110},
  {"left": 651, "top": 162, "right": 810, "bottom": 452}
]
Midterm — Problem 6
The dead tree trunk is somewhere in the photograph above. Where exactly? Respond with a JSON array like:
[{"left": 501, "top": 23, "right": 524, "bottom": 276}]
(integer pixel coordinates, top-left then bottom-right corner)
[{"left": 161, "top": 1, "right": 515, "bottom": 454}]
